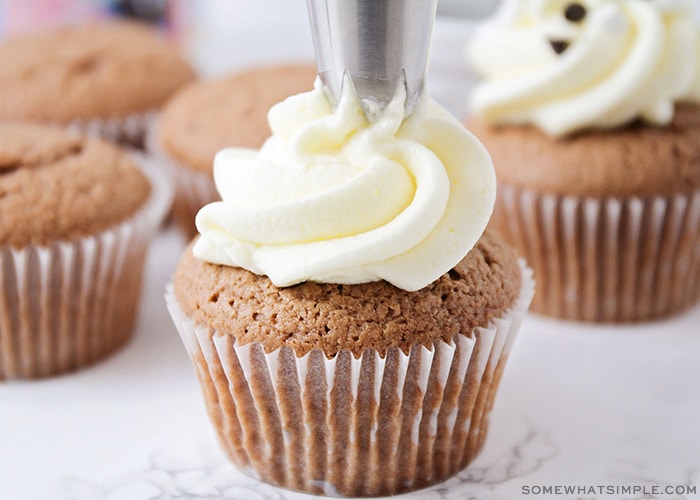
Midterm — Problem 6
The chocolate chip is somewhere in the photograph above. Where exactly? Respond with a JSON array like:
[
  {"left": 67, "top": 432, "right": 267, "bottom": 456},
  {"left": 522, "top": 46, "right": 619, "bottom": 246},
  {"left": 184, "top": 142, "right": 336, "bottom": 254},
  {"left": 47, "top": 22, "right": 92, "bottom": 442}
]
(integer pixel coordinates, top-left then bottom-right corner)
[
  {"left": 549, "top": 39, "right": 570, "bottom": 55},
  {"left": 0, "top": 161, "right": 21, "bottom": 174},
  {"left": 564, "top": 2, "right": 587, "bottom": 23}
]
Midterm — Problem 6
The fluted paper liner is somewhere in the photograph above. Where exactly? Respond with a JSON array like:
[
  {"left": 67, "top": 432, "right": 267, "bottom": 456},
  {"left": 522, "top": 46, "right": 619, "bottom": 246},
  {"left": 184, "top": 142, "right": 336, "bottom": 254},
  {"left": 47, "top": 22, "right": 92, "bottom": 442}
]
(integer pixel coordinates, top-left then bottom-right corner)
[
  {"left": 165, "top": 262, "right": 534, "bottom": 497},
  {"left": 146, "top": 124, "right": 219, "bottom": 238},
  {"left": 66, "top": 110, "right": 157, "bottom": 149},
  {"left": 0, "top": 155, "right": 173, "bottom": 379},
  {"left": 492, "top": 184, "right": 700, "bottom": 322}
]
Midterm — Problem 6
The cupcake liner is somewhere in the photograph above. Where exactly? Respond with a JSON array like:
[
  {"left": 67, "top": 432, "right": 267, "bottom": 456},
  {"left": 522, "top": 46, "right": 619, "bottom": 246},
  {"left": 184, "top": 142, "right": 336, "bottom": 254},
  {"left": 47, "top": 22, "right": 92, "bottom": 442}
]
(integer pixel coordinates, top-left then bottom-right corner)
[
  {"left": 0, "top": 154, "right": 173, "bottom": 380},
  {"left": 493, "top": 183, "right": 700, "bottom": 322},
  {"left": 65, "top": 110, "right": 158, "bottom": 149},
  {"left": 165, "top": 262, "right": 534, "bottom": 497},
  {"left": 146, "top": 124, "right": 219, "bottom": 239}
]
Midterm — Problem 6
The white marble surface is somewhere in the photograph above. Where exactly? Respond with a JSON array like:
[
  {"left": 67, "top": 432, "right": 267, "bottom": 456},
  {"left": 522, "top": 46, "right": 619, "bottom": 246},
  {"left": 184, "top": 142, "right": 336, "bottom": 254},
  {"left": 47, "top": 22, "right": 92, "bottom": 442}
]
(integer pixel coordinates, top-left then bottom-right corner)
[
  {"left": 2, "top": 5, "right": 700, "bottom": 500},
  {"left": 2, "top": 228, "right": 699, "bottom": 500}
]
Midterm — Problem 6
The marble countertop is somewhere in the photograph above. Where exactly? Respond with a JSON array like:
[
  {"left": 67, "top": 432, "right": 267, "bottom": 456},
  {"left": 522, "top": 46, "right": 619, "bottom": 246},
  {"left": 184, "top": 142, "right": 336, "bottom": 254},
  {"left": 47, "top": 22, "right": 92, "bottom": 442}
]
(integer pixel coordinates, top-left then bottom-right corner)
[
  {"left": 3, "top": 229, "right": 699, "bottom": 500},
  {"left": 2, "top": 5, "right": 700, "bottom": 499}
]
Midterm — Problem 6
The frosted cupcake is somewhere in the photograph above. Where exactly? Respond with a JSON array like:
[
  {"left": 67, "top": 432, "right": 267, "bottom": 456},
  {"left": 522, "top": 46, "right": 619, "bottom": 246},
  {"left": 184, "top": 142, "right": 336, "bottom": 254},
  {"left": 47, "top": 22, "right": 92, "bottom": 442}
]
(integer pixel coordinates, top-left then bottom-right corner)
[
  {"left": 151, "top": 64, "right": 317, "bottom": 238},
  {"left": 466, "top": 0, "right": 700, "bottom": 322},
  {"left": 0, "top": 21, "right": 196, "bottom": 148},
  {"left": 0, "top": 123, "right": 172, "bottom": 379},
  {"left": 166, "top": 79, "right": 534, "bottom": 496}
]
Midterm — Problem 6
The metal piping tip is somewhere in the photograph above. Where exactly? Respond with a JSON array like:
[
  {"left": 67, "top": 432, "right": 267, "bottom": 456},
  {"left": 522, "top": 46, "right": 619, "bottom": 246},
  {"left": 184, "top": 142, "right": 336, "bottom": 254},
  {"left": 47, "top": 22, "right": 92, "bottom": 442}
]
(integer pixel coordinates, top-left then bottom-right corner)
[{"left": 306, "top": 0, "right": 438, "bottom": 121}]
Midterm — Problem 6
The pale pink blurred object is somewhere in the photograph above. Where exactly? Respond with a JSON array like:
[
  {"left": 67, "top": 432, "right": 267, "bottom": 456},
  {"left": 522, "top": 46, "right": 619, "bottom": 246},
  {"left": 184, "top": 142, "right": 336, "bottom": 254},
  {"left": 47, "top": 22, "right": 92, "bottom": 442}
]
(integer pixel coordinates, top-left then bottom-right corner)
[{"left": 0, "top": 0, "right": 192, "bottom": 43}]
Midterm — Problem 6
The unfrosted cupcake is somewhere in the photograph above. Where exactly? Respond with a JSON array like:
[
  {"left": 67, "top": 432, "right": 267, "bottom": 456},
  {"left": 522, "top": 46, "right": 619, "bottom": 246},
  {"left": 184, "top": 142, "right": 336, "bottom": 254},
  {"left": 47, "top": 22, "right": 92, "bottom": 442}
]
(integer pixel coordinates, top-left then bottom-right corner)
[
  {"left": 0, "top": 20, "right": 196, "bottom": 147},
  {"left": 166, "top": 80, "right": 534, "bottom": 496},
  {"left": 0, "top": 122, "right": 172, "bottom": 379},
  {"left": 466, "top": 0, "right": 700, "bottom": 322},
  {"left": 151, "top": 63, "right": 317, "bottom": 238}
]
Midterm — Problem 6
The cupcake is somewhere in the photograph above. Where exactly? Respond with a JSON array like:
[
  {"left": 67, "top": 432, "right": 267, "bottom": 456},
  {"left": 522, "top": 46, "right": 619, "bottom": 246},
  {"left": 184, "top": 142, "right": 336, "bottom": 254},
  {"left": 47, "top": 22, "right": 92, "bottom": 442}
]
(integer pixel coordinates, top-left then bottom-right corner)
[
  {"left": 150, "top": 63, "right": 317, "bottom": 238},
  {"left": 0, "top": 20, "right": 196, "bottom": 148},
  {"left": 0, "top": 122, "right": 172, "bottom": 379},
  {"left": 166, "top": 79, "right": 534, "bottom": 496},
  {"left": 465, "top": 0, "right": 700, "bottom": 322}
]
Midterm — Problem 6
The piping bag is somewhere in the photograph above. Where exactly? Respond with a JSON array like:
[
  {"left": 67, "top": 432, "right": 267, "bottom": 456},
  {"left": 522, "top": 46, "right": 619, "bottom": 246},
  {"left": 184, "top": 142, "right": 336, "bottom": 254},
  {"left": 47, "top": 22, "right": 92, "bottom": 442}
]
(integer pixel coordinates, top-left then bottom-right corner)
[{"left": 306, "top": 0, "right": 439, "bottom": 121}]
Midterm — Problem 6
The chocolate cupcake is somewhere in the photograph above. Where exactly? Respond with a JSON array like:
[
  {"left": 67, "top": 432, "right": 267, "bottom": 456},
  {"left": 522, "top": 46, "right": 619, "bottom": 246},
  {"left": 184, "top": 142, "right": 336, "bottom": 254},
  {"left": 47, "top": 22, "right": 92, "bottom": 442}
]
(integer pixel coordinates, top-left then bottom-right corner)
[
  {"left": 150, "top": 63, "right": 317, "bottom": 238},
  {"left": 166, "top": 80, "right": 534, "bottom": 496},
  {"left": 0, "top": 20, "right": 196, "bottom": 147},
  {"left": 0, "top": 122, "right": 172, "bottom": 379},
  {"left": 466, "top": 0, "right": 700, "bottom": 322}
]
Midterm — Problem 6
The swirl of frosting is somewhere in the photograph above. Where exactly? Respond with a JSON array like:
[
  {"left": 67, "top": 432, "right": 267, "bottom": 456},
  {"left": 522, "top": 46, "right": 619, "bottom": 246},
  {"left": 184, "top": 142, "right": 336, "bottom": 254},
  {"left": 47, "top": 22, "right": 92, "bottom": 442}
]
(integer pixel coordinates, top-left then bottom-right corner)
[
  {"left": 467, "top": 0, "right": 700, "bottom": 136},
  {"left": 193, "top": 79, "right": 495, "bottom": 291}
]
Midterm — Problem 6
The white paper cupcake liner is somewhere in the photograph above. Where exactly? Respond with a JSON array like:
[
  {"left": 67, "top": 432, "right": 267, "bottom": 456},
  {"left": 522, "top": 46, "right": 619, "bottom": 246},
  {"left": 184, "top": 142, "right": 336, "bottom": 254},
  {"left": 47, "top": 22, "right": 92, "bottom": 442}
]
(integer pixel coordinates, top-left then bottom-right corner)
[
  {"left": 146, "top": 124, "right": 219, "bottom": 239},
  {"left": 0, "top": 154, "right": 173, "bottom": 380},
  {"left": 65, "top": 110, "right": 158, "bottom": 149},
  {"left": 493, "top": 183, "right": 700, "bottom": 322},
  {"left": 165, "top": 262, "right": 534, "bottom": 497}
]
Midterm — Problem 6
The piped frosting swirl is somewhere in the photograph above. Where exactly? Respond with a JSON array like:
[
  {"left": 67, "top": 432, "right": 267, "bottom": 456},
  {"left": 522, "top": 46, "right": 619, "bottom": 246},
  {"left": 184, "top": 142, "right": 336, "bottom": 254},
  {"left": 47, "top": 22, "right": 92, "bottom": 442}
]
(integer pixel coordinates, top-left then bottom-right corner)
[
  {"left": 468, "top": 0, "right": 700, "bottom": 136},
  {"left": 193, "top": 80, "right": 495, "bottom": 291}
]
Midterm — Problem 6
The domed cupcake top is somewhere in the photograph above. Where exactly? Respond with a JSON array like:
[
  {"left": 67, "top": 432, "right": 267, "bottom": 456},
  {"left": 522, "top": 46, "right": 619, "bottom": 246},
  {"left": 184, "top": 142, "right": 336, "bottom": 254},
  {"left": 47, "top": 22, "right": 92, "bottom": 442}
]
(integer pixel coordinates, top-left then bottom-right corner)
[
  {"left": 156, "top": 64, "right": 317, "bottom": 173},
  {"left": 193, "top": 80, "right": 496, "bottom": 291},
  {"left": 0, "top": 123, "right": 150, "bottom": 247},
  {"left": 467, "top": 0, "right": 700, "bottom": 136},
  {"left": 0, "top": 21, "right": 195, "bottom": 123}
]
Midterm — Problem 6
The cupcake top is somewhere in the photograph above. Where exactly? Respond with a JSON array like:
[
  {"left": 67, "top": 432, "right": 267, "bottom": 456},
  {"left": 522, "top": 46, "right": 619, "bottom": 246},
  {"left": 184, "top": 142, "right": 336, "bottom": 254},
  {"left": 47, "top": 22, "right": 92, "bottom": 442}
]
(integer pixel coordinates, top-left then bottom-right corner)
[
  {"left": 156, "top": 64, "right": 317, "bottom": 173},
  {"left": 467, "top": 0, "right": 700, "bottom": 136},
  {"left": 174, "top": 231, "right": 521, "bottom": 357},
  {"left": 193, "top": 79, "right": 496, "bottom": 291},
  {"left": 469, "top": 103, "right": 700, "bottom": 196},
  {"left": 0, "top": 122, "right": 151, "bottom": 248},
  {"left": 0, "top": 21, "right": 196, "bottom": 123}
]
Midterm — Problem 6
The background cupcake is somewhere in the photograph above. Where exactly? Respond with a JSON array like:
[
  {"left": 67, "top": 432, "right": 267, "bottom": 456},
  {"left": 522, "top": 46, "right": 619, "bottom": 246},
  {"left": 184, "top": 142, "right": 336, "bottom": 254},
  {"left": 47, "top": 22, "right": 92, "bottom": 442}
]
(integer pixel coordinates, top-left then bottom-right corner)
[
  {"left": 150, "top": 63, "right": 317, "bottom": 238},
  {"left": 466, "top": 0, "right": 700, "bottom": 322},
  {"left": 0, "top": 122, "right": 172, "bottom": 379},
  {"left": 166, "top": 77, "right": 534, "bottom": 496},
  {"left": 0, "top": 20, "right": 196, "bottom": 148}
]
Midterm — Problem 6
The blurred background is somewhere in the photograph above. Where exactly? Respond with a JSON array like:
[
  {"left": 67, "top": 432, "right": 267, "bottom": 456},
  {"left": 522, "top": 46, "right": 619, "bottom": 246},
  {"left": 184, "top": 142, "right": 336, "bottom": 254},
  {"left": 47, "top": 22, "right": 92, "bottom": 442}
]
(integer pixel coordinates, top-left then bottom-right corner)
[
  {"left": 2, "top": 0, "right": 699, "bottom": 71},
  {"left": 0, "top": 0, "right": 500, "bottom": 41},
  {"left": 2, "top": 0, "right": 698, "bottom": 125},
  {"left": 0, "top": 0, "right": 501, "bottom": 118}
]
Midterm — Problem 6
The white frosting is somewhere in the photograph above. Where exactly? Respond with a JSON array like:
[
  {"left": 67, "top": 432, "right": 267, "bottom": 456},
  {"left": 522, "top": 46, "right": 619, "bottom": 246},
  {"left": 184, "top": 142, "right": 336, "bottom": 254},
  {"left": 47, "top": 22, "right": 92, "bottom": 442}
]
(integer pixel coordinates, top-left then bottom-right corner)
[
  {"left": 193, "top": 80, "right": 495, "bottom": 291},
  {"left": 467, "top": 0, "right": 700, "bottom": 136}
]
